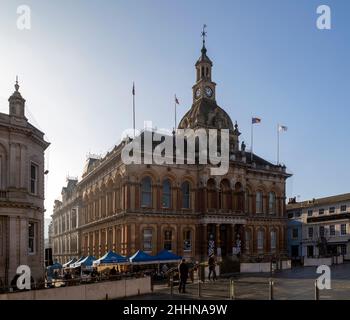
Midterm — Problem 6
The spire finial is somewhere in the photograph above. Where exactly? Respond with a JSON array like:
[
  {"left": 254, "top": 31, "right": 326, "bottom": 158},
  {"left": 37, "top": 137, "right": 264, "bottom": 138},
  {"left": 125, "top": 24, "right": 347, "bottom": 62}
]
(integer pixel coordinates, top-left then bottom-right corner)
[
  {"left": 201, "top": 24, "right": 207, "bottom": 47},
  {"left": 15, "top": 75, "right": 19, "bottom": 92}
]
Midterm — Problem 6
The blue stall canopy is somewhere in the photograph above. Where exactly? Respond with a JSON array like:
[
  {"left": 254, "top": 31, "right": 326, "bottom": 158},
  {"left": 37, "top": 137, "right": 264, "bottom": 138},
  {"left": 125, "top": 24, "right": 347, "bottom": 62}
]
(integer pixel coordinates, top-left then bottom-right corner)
[
  {"left": 74, "top": 255, "right": 96, "bottom": 269},
  {"left": 71, "top": 256, "right": 85, "bottom": 268},
  {"left": 154, "top": 250, "right": 182, "bottom": 263},
  {"left": 47, "top": 262, "right": 63, "bottom": 270},
  {"left": 129, "top": 250, "right": 158, "bottom": 265},
  {"left": 93, "top": 251, "right": 129, "bottom": 266},
  {"left": 63, "top": 258, "right": 77, "bottom": 268}
]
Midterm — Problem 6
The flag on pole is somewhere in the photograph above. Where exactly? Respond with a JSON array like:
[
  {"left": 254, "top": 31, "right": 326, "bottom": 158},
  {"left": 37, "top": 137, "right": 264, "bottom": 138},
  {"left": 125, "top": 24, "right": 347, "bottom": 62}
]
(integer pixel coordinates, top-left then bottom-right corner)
[
  {"left": 175, "top": 95, "right": 179, "bottom": 105},
  {"left": 132, "top": 82, "right": 135, "bottom": 96},
  {"left": 252, "top": 117, "right": 261, "bottom": 124},
  {"left": 278, "top": 125, "right": 288, "bottom": 132}
]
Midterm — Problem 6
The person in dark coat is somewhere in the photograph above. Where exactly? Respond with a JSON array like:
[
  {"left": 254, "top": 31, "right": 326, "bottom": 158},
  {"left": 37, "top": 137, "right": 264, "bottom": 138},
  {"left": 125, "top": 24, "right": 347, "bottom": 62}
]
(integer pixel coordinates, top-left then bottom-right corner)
[
  {"left": 178, "top": 259, "right": 189, "bottom": 293},
  {"left": 208, "top": 254, "right": 217, "bottom": 281}
]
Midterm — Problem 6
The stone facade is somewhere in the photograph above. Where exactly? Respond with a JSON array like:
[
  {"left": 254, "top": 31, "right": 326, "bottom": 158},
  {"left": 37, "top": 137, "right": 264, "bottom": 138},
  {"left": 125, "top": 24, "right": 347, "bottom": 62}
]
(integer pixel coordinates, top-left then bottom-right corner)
[
  {"left": 0, "top": 80, "right": 49, "bottom": 288},
  {"left": 52, "top": 41, "right": 291, "bottom": 264},
  {"left": 51, "top": 179, "right": 80, "bottom": 263}
]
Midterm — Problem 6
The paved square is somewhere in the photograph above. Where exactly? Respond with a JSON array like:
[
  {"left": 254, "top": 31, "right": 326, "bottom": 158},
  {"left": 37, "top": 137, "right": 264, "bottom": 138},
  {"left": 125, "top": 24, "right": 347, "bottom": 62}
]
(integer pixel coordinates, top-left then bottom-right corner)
[{"left": 133, "top": 262, "right": 350, "bottom": 300}]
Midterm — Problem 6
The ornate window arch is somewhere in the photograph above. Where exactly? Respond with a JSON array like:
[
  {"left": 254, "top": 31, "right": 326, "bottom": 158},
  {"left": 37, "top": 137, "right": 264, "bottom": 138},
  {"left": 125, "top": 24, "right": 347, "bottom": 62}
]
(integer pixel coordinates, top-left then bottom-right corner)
[
  {"left": 256, "top": 191, "right": 264, "bottom": 214},
  {"left": 270, "top": 229, "right": 277, "bottom": 251},
  {"left": 141, "top": 176, "right": 152, "bottom": 207},
  {"left": 183, "top": 228, "right": 193, "bottom": 252},
  {"left": 268, "top": 192, "right": 276, "bottom": 214},
  {"left": 142, "top": 227, "right": 153, "bottom": 252},
  {"left": 163, "top": 229, "right": 173, "bottom": 251},
  {"left": 181, "top": 181, "right": 191, "bottom": 209},
  {"left": 257, "top": 228, "right": 265, "bottom": 251},
  {"left": 162, "top": 179, "right": 171, "bottom": 208}
]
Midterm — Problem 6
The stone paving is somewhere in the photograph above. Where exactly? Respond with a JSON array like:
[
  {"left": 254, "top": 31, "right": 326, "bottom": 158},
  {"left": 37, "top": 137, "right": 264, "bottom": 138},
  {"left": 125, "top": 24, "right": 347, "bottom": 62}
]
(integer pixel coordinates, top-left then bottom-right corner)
[{"left": 130, "top": 262, "right": 350, "bottom": 300}]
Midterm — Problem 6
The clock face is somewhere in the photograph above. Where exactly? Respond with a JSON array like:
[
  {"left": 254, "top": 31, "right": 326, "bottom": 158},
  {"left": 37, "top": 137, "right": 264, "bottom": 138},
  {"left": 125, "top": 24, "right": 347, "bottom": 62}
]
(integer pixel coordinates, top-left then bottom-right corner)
[
  {"left": 195, "top": 88, "right": 201, "bottom": 98},
  {"left": 205, "top": 86, "right": 213, "bottom": 97}
]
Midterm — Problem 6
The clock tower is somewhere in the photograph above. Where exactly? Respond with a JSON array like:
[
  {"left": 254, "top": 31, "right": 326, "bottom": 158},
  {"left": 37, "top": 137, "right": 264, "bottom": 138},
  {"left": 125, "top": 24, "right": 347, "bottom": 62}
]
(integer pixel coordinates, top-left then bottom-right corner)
[{"left": 192, "top": 25, "right": 216, "bottom": 102}]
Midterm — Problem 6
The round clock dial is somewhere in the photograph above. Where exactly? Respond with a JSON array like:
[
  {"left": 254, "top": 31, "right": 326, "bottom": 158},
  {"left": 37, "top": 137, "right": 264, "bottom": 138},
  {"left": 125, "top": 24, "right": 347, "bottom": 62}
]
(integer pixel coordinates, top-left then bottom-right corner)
[
  {"left": 195, "top": 88, "right": 201, "bottom": 98},
  {"left": 205, "top": 86, "right": 213, "bottom": 97}
]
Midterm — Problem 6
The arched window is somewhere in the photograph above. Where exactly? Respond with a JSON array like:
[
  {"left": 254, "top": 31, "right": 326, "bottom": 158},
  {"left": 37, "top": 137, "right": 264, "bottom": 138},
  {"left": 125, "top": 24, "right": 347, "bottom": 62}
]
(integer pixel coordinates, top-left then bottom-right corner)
[
  {"left": 163, "top": 230, "right": 172, "bottom": 251},
  {"left": 270, "top": 230, "right": 277, "bottom": 251},
  {"left": 141, "top": 177, "right": 152, "bottom": 207},
  {"left": 183, "top": 230, "right": 192, "bottom": 251},
  {"left": 257, "top": 229, "right": 264, "bottom": 251},
  {"left": 143, "top": 229, "right": 153, "bottom": 252},
  {"left": 181, "top": 182, "right": 190, "bottom": 209},
  {"left": 220, "top": 179, "right": 230, "bottom": 210},
  {"left": 162, "top": 179, "right": 171, "bottom": 208},
  {"left": 269, "top": 192, "right": 276, "bottom": 214},
  {"left": 256, "top": 191, "right": 263, "bottom": 214}
]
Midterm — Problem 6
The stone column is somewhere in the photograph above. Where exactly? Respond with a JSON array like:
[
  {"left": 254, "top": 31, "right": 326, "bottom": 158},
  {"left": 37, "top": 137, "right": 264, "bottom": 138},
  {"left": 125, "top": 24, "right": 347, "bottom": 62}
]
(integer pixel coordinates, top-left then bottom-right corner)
[
  {"left": 157, "top": 224, "right": 161, "bottom": 253},
  {"left": 231, "top": 224, "right": 236, "bottom": 254},
  {"left": 216, "top": 224, "right": 221, "bottom": 257},
  {"left": 201, "top": 224, "right": 207, "bottom": 260}
]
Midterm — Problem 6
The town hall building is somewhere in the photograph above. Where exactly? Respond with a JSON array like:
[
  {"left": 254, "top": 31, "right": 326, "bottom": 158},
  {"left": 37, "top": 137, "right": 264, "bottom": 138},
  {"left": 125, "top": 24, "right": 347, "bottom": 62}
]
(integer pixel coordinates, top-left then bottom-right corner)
[{"left": 52, "top": 37, "right": 291, "bottom": 265}]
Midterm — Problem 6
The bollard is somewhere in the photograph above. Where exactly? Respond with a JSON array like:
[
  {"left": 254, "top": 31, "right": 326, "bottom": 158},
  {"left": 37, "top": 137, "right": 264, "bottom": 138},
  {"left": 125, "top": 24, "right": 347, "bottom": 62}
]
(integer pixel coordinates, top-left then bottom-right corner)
[
  {"left": 269, "top": 280, "right": 274, "bottom": 300},
  {"left": 314, "top": 280, "right": 320, "bottom": 300},
  {"left": 230, "top": 279, "right": 235, "bottom": 300},
  {"left": 198, "top": 280, "right": 202, "bottom": 298},
  {"left": 170, "top": 276, "right": 174, "bottom": 296}
]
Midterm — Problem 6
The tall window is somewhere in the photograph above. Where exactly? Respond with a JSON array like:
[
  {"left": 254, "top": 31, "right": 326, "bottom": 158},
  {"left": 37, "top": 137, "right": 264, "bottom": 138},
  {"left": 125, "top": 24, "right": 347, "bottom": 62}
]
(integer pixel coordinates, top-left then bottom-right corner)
[
  {"left": 182, "top": 182, "right": 190, "bottom": 209},
  {"left": 257, "top": 230, "right": 264, "bottom": 250},
  {"left": 341, "top": 224, "right": 347, "bottom": 235},
  {"left": 319, "top": 226, "right": 325, "bottom": 237},
  {"left": 329, "top": 207, "right": 335, "bottom": 214},
  {"left": 308, "top": 227, "right": 313, "bottom": 239},
  {"left": 256, "top": 191, "right": 263, "bottom": 213},
  {"left": 143, "top": 229, "right": 152, "bottom": 252},
  {"left": 245, "top": 189, "right": 251, "bottom": 213},
  {"left": 319, "top": 209, "right": 324, "bottom": 215},
  {"left": 268, "top": 192, "right": 276, "bottom": 214},
  {"left": 329, "top": 225, "right": 335, "bottom": 236},
  {"left": 28, "top": 222, "right": 35, "bottom": 254},
  {"left": 162, "top": 179, "right": 171, "bottom": 208},
  {"left": 270, "top": 230, "right": 277, "bottom": 250},
  {"left": 307, "top": 210, "right": 313, "bottom": 217},
  {"left": 183, "top": 230, "right": 192, "bottom": 251},
  {"left": 141, "top": 177, "right": 152, "bottom": 207},
  {"left": 292, "top": 228, "right": 299, "bottom": 239},
  {"left": 340, "top": 244, "right": 347, "bottom": 255},
  {"left": 341, "top": 205, "right": 347, "bottom": 212},
  {"left": 30, "top": 163, "right": 38, "bottom": 194},
  {"left": 245, "top": 230, "right": 251, "bottom": 252},
  {"left": 71, "top": 209, "right": 77, "bottom": 229},
  {"left": 163, "top": 230, "right": 172, "bottom": 251}
]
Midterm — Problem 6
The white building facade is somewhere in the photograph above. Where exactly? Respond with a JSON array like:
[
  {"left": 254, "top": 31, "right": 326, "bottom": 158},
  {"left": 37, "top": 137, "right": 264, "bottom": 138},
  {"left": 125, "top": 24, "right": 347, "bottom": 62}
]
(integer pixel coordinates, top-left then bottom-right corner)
[{"left": 287, "top": 194, "right": 350, "bottom": 260}]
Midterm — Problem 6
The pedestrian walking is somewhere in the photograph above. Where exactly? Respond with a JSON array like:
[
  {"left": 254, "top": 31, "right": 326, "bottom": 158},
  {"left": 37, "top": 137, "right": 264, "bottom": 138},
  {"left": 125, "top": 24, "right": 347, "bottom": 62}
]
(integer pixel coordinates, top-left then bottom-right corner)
[
  {"left": 208, "top": 254, "right": 217, "bottom": 281},
  {"left": 178, "top": 259, "right": 189, "bottom": 293}
]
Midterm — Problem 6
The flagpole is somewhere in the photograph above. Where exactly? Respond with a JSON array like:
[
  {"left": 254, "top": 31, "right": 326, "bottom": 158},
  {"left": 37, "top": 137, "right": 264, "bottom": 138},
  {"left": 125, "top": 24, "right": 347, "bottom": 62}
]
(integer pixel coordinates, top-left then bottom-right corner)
[
  {"left": 174, "top": 94, "right": 177, "bottom": 132},
  {"left": 133, "top": 82, "right": 135, "bottom": 138},
  {"left": 251, "top": 119, "right": 253, "bottom": 162},
  {"left": 277, "top": 123, "right": 279, "bottom": 165}
]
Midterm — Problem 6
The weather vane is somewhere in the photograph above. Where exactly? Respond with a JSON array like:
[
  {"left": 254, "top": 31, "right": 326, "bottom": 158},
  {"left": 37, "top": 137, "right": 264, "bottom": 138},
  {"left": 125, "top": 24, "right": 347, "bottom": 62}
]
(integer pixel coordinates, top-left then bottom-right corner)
[{"left": 201, "top": 24, "right": 207, "bottom": 45}]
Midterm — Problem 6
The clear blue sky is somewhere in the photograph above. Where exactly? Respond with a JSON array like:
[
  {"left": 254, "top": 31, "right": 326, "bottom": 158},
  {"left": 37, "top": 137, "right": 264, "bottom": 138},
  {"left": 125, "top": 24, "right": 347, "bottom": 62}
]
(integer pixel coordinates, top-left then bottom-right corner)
[{"left": 0, "top": 0, "right": 349, "bottom": 219}]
